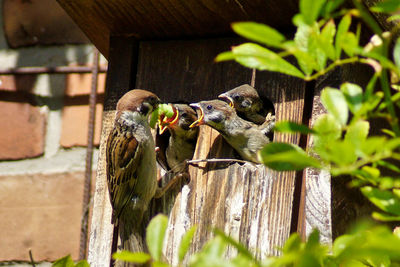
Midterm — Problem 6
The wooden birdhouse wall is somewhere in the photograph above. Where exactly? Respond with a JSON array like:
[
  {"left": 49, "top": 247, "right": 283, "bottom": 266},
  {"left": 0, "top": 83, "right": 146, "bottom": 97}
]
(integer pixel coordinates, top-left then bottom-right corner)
[
  {"left": 88, "top": 35, "right": 311, "bottom": 266},
  {"left": 56, "top": 1, "right": 380, "bottom": 266}
]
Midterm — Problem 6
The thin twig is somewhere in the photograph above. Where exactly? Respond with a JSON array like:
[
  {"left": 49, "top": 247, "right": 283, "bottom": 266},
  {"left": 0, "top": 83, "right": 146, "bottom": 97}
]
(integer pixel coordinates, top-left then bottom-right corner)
[{"left": 29, "top": 250, "right": 36, "bottom": 267}]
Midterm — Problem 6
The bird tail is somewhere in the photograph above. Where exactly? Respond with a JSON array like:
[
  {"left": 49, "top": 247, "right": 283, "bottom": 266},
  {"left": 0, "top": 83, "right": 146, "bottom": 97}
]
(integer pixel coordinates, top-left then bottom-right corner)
[{"left": 114, "top": 209, "right": 146, "bottom": 267}]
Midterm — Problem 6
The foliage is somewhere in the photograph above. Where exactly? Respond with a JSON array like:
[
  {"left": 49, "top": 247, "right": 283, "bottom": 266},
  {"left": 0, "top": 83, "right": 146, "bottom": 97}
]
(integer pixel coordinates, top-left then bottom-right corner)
[
  {"left": 54, "top": 0, "right": 400, "bottom": 266},
  {"left": 218, "top": 0, "right": 400, "bottom": 222},
  {"left": 113, "top": 215, "right": 400, "bottom": 267},
  {"left": 52, "top": 255, "right": 89, "bottom": 267}
]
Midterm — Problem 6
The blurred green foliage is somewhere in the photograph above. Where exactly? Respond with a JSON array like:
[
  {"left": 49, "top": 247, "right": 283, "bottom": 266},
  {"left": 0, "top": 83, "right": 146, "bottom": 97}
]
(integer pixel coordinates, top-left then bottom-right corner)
[
  {"left": 54, "top": 0, "right": 400, "bottom": 266},
  {"left": 217, "top": 0, "right": 400, "bottom": 223}
]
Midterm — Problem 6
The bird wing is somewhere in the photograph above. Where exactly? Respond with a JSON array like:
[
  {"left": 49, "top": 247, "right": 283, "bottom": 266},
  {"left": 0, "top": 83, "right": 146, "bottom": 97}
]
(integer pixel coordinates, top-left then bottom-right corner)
[
  {"left": 106, "top": 127, "right": 144, "bottom": 223},
  {"left": 155, "top": 129, "right": 171, "bottom": 171}
]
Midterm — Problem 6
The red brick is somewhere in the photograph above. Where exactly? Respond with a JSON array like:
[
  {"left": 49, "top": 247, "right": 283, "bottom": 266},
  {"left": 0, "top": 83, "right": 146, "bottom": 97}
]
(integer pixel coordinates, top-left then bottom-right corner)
[
  {"left": 65, "top": 73, "right": 106, "bottom": 96},
  {"left": 0, "top": 172, "right": 87, "bottom": 261},
  {"left": 60, "top": 103, "right": 103, "bottom": 147},
  {"left": 0, "top": 100, "right": 45, "bottom": 160},
  {"left": 0, "top": 75, "right": 37, "bottom": 92}
]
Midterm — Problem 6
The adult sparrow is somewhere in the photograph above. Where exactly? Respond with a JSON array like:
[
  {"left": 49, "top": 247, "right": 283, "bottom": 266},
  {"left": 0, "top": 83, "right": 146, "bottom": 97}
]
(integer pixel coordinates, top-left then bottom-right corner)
[
  {"left": 218, "top": 84, "right": 274, "bottom": 125},
  {"left": 106, "top": 89, "right": 161, "bottom": 227},
  {"left": 157, "top": 103, "right": 199, "bottom": 173},
  {"left": 190, "top": 100, "right": 274, "bottom": 163}
]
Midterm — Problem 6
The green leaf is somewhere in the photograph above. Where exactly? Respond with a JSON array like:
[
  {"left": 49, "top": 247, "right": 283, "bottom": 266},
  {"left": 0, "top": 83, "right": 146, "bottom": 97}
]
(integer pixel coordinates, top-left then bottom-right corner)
[
  {"left": 153, "top": 261, "right": 170, "bottom": 267},
  {"left": 74, "top": 261, "right": 90, "bottom": 267},
  {"left": 341, "top": 83, "right": 363, "bottom": 115},
  {"left": 300, "top": 0, "right": 326, "bottom": 25},
  {"left": 377, "top": 160, "right": 400, "bottom": 173},
  {"left": 335, "top": 14, "right": 352, "bottom": 59},
  {"left": 341, "top": 32, "right": 359, "bottom": 57},
  {"left": 232, "top": 22, "right": 285, "bottom": 48},
  {"left": 320, "top": 0, "right": 345, "bottom": 18},
  {"left": 388, "top": 14, "right": 400, "bottom": 21},
  {"left": 112, "top": 251, "right": 151, "bottom": 263},
  {"left": 52, "top": 255, "right": 75, "bottom": 267},
  {"left": 319, "top": 20, "right": 337, "bottom": 60},
  {"left": 361, "top": 186, "right": 400, "bottom": 215},
  {"left": 274, "top": 121, "right": 315, "bottom": 134},
  {"left": 372, "top": 212, "right": 400, "bottom": 221},
  {"left": 370, "top": 0, "right": 400, "bottom": 13},
  {"left": 305, "top": 229, "right": 320, "bottom": 250},
  {"left": 213, "top": 229, "right": 255, "bottom": 261},
  {"left": 292, "top": 49, "right": 317, "bottom": 76},
  {"left": 313, "top": 114, "right": 342, "bottom": 143},
  {"left": 215, "top": 51, "right": 235, "bottom": 62},
  {"left": 321, "top": 88, "right": 349, "bottom": 126},
  {"left": 293, "top": 24, "right": 320, "bottom": 74},
  {"left": 282, "top": 233, "right": 302, "bottom": 253},
  {"left": 344, "top": 120, "right": 369, "bottom": 155},
  {"left": 258, "top": 142, "right": 322, "bottom": 171},
  {"left": 231, "top": 43, "right": 305, "bottom": 78},
  {"left": 332, "top": 234, "right": 355, "bottom": 257},
  {"left": 394, "top": 37, "right": 400, "bottom": 71},
  {"left": 360, "top": 137, "right": 387, "bottom": 156},
  {"left": 146, "top": 214, "right": 168, "bottom": 262},
  {"left": 318, "top": 140, "right": 357, "bottom": 168},
  {"left": 189, "top": 236, "right": 228, "bottom": 267},
  {"left": 178, "top": 226, "right": 197, "bottom": 263}
]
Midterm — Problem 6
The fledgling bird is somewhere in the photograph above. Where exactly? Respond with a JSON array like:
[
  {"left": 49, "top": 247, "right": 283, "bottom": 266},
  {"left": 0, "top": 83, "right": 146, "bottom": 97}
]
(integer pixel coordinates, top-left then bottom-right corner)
[
  {"left": 157, "top": 103, "right": 199, "bottom": 173},
  {"left": 190, "top": 99, "right": 274, "bottom": 163},
  {"left": 218, "top": 84, "right": 274, "bottom": 125},
  {"left": 106, "top": 89, "right": 161, "bottom": 227}
]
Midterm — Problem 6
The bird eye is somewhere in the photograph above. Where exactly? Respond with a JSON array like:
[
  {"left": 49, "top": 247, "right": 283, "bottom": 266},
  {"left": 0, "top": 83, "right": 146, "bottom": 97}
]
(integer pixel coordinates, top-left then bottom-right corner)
[
  {"left": 206, "top": 105, "right": 213, "bottom": 110},
  {"left": 181, "top": 112, "right": 188, "bottom": 118},
  {"left": 234, "top": 95, "right": 241, "bottom": 101}
]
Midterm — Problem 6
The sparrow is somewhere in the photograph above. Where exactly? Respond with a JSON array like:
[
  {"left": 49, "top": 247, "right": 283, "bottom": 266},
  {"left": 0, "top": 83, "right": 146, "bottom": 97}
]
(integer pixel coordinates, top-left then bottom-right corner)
[
  {"left": 157, "top": 104, "right": 199, "bottom": 173},
  {"left": 218, "top": 84, "right": 274, "bottom": 125},
  {"left": 190, "top": 100, "right": 274, "bottom": 163},
  {"left": 106, "top": 89, "right": 161, "bottom": 226}
]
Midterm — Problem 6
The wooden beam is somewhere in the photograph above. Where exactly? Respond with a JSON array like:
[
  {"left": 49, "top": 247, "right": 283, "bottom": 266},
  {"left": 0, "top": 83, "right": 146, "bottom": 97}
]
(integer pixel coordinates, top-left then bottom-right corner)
[
  {"left": 56, "top": 0, "right": 298, "bottom": 59},
  {"left": 87, "top": 36, "right": 139, "bottom": 267}
]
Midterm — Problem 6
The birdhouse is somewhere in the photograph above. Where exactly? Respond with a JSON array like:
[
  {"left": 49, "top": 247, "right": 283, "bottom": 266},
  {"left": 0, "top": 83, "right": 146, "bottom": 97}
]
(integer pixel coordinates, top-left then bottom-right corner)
[{"left": 57, "top": 1, "right": 379, "bottom": 266}]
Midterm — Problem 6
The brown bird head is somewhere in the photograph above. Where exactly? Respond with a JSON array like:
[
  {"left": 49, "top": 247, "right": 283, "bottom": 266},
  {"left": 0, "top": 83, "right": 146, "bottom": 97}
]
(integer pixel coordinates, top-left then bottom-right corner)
[
  {"left": 218, "top": 84, "right": 263, "bottom": 113},
  {"left": 159, "top": 104, "right": 198, "bottom": 135},
  {"left": 116, "top": 89, "right": 161, "bottom": 118},
  {"left": 190, "top": 100, "right": 235, "bottom": 131}
]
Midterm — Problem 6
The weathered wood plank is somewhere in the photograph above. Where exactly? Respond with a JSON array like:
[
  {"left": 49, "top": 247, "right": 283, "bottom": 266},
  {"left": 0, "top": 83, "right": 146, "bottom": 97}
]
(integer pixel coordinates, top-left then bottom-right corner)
[
  {"left": 87, "top": 36, "right": 139, "bottom": 267},
  {"left": 56, "top": 0, "right": 298, "bottom": 58},
  {"left": 297, "top": 84, "right": 333, "bottom": 244}
]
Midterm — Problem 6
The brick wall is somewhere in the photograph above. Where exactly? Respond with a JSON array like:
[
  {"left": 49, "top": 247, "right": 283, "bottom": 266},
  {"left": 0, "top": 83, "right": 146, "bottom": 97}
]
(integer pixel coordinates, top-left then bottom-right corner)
[{"left": 0, "top": 3, "right": 107, "bottom": 263}]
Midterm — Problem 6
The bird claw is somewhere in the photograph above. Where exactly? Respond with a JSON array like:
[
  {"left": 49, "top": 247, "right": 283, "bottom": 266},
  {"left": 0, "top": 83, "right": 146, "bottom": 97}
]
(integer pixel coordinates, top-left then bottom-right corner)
[{"left": 265, "top": 112, "right": 276, "bottom": 123}]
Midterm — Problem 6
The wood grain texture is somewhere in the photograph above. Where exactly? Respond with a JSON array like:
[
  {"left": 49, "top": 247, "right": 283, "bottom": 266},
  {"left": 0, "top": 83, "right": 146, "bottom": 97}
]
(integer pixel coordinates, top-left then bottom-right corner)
[
  {"left": 56, "top": 0, "right": 298, "bottom": 58},
  {"left": 137, "top": 38, "right": 307, "bottom": 262},
  {"left": 298, "top": 89, "right": 333, "bottom": 244},
  {"left": 88, "top": 37, "right": 139, "bottom": 267},
  {"left": 89, "top": 37, "right": 307, "bottom": 265}
]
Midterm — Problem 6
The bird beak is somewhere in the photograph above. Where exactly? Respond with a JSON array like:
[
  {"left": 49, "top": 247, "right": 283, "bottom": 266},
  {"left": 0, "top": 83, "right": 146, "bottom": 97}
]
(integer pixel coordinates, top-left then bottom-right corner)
[
  {"left": 218, "top": 93, "right": 234, "bottom": 108},
  {"left": 189, "top": 103, "right": 204, "bottom": 128},
  {"left": 158, "top": 104, "right": 179, "bottom": 134}
]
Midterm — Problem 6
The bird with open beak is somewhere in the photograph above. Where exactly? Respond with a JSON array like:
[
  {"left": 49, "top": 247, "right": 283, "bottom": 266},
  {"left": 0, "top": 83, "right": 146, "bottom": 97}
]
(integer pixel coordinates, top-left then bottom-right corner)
[
  {"left": 190, "top": 99, "right": 273, "bottom": 163},
  {"left": 106, "top": 89, "right": 161, "bottom": 238},
  {"left": 157, "top": 103, "right": 199, "bottom": 173},
  {"left": 218, "top": 84, "right": 274, "bottom": 126}
]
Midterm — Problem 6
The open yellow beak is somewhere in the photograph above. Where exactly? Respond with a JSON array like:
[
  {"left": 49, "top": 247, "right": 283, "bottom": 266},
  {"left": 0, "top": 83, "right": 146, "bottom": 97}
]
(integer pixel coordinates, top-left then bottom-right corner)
[
  {"left": 218, "top": 93, "right": 234, "bottom": 108},
  {"left": 189, "top": 103, "right": 204, "bottom": 128},
  {"left": 158, "top": 105, "right": 179, "bottom": 134}
]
